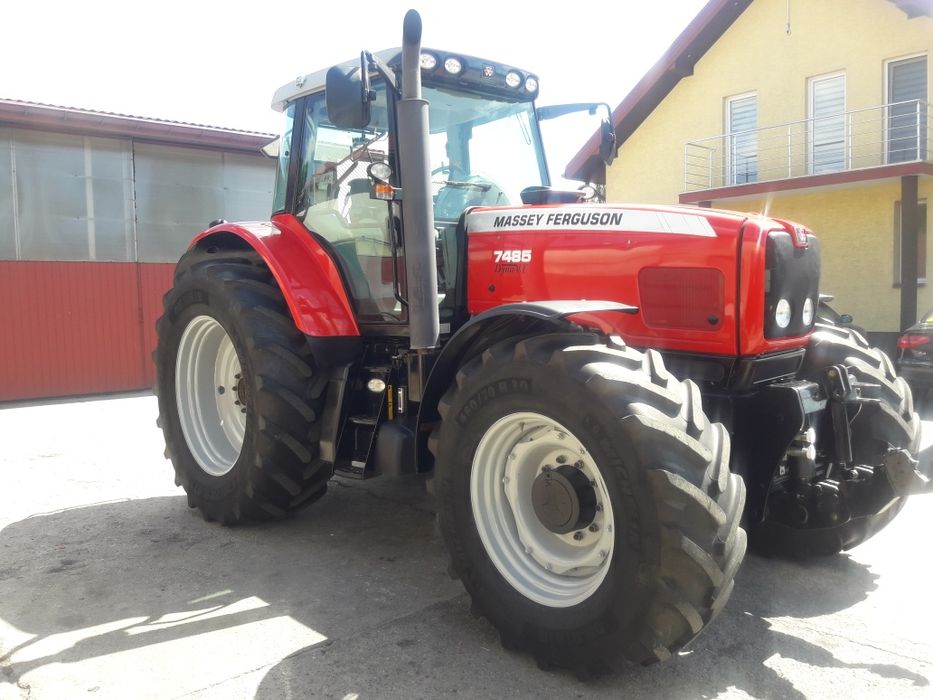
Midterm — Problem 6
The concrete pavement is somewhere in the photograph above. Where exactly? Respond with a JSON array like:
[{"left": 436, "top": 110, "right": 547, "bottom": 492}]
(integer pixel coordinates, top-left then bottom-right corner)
[{"left": 1, "top": 393, "right": 932, "bottom": 699}]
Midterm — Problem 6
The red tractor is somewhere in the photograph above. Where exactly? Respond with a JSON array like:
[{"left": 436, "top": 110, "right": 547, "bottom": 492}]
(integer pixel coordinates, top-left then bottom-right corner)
[{"left": 155, "top": 11, "right": 929, "bottom": 675}]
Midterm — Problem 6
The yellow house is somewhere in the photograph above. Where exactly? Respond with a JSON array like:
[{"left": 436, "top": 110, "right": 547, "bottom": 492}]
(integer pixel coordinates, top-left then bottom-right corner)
[{"left": 567, "top": 0, "right": 932, "bottom": 348}]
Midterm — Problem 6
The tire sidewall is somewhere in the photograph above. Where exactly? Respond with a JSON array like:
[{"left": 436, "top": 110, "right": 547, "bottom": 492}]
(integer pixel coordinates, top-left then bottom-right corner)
[
  {"left": 156, "top": 272, "right": 260, "bottom": 509},
  {"left": 435, "top": 355, "right": 659, "bottom": 648}
]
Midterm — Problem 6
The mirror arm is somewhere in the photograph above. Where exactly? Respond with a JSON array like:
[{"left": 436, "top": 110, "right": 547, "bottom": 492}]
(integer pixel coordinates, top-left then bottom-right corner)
[
  {"left": 538, "top": 102, "right": 613, "bottom": 121},
  {"left": 364, "top": 51, "right": 401, "bottom": 97}
]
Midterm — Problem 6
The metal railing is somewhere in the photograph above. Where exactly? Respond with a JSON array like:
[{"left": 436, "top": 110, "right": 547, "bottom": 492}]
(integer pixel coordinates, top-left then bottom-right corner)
[{"left": 683, "top": 100, "right": 931, "bottom": 193}]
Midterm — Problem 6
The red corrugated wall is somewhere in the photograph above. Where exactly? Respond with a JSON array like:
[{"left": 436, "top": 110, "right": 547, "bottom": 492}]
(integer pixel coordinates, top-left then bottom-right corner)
[{"left": 0, "top": 261, "right": 175, "bottom": 402}]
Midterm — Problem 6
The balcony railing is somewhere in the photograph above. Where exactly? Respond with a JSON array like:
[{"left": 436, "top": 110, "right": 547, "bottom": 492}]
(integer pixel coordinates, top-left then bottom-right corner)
[{"left": 683, "top": 100, "right": 932, "bottom": 193}]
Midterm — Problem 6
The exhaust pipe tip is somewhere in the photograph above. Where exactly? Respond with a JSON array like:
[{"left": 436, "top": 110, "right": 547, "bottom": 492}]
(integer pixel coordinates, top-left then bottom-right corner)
[{"left": 403, "top": 9, "right": 422, "bottom": 46}]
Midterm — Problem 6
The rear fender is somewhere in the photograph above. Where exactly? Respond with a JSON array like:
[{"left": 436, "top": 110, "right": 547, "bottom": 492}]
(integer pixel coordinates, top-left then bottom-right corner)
[
  {"left": 415, "top": 300, "right": 636, "bottom": 472},
  {"left": 190, "top": 213, "right": 359, "bottom": 337}
]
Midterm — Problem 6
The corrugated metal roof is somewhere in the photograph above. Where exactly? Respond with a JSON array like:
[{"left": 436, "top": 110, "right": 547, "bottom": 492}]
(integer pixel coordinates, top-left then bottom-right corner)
[{"left": 0, "top": 98, "right": 275, "bottom": 154}]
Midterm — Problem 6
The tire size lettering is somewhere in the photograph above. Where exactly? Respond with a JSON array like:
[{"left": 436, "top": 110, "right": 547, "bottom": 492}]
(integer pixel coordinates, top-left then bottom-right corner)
[{"left": 456, "top": 378, "right": 531, "bottom": 426}]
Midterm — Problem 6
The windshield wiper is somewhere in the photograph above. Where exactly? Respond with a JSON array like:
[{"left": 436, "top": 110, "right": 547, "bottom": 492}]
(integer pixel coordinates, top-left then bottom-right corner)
[{"left": 436, "top": 180, "right": 491, "bottom": 191}]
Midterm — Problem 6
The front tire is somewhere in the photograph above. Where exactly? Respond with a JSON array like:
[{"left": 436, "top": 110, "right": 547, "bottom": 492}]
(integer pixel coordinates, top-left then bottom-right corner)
[
  {"left": 155, "top": 246, "right": 331, "bottom": 523},
  {"left": 754, "top": 324, "right": 922, "bottom": 557},
  {"left": 430, "top": 333, "right": 746, "bottom": 674}
]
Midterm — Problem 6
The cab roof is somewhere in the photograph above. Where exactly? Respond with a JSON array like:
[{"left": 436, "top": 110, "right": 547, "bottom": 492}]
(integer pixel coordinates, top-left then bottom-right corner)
[{"left": 271, "top": 48, "right": 539, "bottom": 112}]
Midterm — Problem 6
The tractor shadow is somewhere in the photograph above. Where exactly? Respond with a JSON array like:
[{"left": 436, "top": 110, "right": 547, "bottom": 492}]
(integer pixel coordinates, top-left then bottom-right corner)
[
  {"left": 252, "top": 544, "right": 930, "bottom": 699},
  {"left": 0, "top": 476, "right": 927, "bottom": 699},
  {"left": 0, "top": 476, "right": 460, "bottom": 692}
]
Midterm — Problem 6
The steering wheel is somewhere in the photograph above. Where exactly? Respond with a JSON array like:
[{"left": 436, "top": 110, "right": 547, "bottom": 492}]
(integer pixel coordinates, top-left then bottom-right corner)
[{"left": 434, "top": 174, "right": 509, "bottom": 220}]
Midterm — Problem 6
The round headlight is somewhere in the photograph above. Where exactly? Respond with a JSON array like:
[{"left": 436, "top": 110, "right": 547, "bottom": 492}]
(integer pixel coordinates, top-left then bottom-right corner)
[
  {"left": 524, "top": 76, "right": 539, "bottom": 93},
  {"left": 420, "top": 53, "right": 438, "bottom": 70},
  {"left": 505, "top": 71, "right": 522, "bottom": 88},
  {"left": 802, "top": 297, "right": 814, "bottom": 326},
  {"left": 444, "top": 57, "right": 463, "bottom": 75},
  {"left": 775, "top": 298, "right": 792, "bottom": 329},
  {"left": 367, "top": 161, "right": 392, "bottom": 183}
]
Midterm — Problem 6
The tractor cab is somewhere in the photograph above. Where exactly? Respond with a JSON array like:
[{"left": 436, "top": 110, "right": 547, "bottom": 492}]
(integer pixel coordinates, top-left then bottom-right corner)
[{"left": 268, "top": 48, "right": 608, "bottom": 333}]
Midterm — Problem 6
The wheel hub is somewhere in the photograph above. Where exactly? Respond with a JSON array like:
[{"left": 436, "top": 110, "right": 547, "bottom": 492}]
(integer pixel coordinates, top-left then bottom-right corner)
[
  {"left": 470, "top": 412, "right": 616, "bottom": 608},
  {"left": 234, "top": 374, "right": 247, "bottom": 406},
  {"left": 532, "top": 466, "right": 597, "bottom": 534}
]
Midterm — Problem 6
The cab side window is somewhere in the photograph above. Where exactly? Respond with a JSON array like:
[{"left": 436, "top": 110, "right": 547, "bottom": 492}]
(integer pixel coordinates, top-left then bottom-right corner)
[{"left": 296, "top": 89, "right": 402, "bottom": 322}]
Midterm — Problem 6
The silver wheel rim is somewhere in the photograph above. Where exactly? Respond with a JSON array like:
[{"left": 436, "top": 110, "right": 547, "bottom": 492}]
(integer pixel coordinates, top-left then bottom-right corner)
[
  {"left": 175, "top": 315, "right": 246, "bottom": 477},
  {"left": 471, "top": 411, "right": 615, "bottom": 608}
]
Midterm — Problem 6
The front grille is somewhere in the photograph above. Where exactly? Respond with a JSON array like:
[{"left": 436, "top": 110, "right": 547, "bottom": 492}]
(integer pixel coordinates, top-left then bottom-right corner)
[{"left": 764, "top": 231, "right": 821, "bottom": 338}]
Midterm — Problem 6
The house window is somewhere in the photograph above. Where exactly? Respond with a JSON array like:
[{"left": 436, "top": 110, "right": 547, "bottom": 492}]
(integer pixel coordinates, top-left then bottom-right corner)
[
  {"left": 726, "top": 93, "right": 757, "bottom": 184},
  {"left": 893, "top": 199, "right": 928, "bottom": 285},
  {"left": 887, "top": 56, "right": 928, "bottom": 163},
  {"left": 808, "top": 73, "right": 846, "bottom": 173}
]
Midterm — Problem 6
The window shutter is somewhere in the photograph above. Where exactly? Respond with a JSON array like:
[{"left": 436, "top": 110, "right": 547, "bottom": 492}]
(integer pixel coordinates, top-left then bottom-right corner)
[
  {"left": 811, "top": 75, "right": 846, "bottom": 173},
  {"left": 728, "top": 95, "right": 757, "bottom": 183},
  {"left": 889, "top": 57, "right": 928, "bottom": 163}
]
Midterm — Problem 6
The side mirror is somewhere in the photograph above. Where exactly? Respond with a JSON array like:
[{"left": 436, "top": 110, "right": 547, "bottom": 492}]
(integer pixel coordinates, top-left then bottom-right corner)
[
  {"left": 599, "top": 118, "right": 617, "bottom": 166},
  {"left": 326, "top": 53, "right": 371, "bottom": 129}
]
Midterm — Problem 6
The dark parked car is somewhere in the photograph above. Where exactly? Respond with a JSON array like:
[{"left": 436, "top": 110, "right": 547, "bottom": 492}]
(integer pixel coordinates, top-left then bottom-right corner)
[{"left": 896, "top": 309, "right": 933, "bottom": 396}]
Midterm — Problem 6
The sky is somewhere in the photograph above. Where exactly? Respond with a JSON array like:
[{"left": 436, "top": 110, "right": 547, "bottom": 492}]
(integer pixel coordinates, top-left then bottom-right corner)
[{"left": 1, "top": 0, "right": 709, "bottom": 182}]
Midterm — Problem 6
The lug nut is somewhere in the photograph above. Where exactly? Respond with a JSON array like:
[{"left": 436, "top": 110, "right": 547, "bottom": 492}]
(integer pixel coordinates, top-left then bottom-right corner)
[
  {"left": 589, "top": 524, "right": 599, "bottom": 533},
  {"left": 595, "top": 504, "right": 603, "bottom": 512},
  {"left": 217, "top": 386, "right": 225, "bottom": 395},
  {"left": 575, "top": 460, "right": 584, "bottom": 469},
  {"left": 573, "top": 531, "right": 584, "bottom": 541},
  {"left": 556, "top": 455, "right": 567, "bottom": 464},
  {"left": 542, "top": 465, "right": 552, "bottom": 473}
]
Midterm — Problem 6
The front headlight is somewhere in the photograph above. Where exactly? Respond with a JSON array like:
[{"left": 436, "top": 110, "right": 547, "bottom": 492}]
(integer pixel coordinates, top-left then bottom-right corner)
[
  {"left": 775, "top": 298, "right": 792, "bottom": 328},
  {"left": 802, "top": 297, "right": 814, "bottom": 326}
]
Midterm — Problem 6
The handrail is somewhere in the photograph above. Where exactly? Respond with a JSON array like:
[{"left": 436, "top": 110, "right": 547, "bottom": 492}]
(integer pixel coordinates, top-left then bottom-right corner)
[{"left": 683, "top": 100, "right": 931, "bottom": 192}]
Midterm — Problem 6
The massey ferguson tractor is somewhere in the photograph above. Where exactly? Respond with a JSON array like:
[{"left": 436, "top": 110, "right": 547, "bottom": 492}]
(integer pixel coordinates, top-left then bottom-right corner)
[{"left": 154, "top": 10, "right": 931, "bottom": 676}]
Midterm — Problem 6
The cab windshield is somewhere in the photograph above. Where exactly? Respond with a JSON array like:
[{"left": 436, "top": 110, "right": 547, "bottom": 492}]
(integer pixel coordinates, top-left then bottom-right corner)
[{"left": 424, "top": 85, "right": 547, "bottom": 223}]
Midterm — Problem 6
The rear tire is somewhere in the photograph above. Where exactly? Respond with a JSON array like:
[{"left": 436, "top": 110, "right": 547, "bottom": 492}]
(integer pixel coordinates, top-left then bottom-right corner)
[
  {"left": 154, "top": 246, "right": 331, "bottom": 524},
  {"left": 430, "top": 333, "right": 746, "bottom": 674},
  {"left": 754, "top": 324, "right": 921, "bottom": 557}
]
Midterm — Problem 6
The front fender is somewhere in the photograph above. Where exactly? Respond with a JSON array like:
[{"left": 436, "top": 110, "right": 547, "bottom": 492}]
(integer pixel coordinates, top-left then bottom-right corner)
[
  {"left": 191, "top": 213, "right": 359, "bottom": 337},
  {"left": 415, "top": 300, "right": 636, "bottom": 471}
]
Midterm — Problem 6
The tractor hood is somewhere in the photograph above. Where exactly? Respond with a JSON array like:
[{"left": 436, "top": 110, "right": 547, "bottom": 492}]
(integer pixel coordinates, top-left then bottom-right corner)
[{"left": 464, "top": 203, "right": 819, "bottom": 359}]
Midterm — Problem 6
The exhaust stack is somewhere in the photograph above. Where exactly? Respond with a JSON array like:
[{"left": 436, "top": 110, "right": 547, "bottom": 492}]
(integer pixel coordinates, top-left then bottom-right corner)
[{"left": 396, "top": 9, "right": 439, "bottom": 350}]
